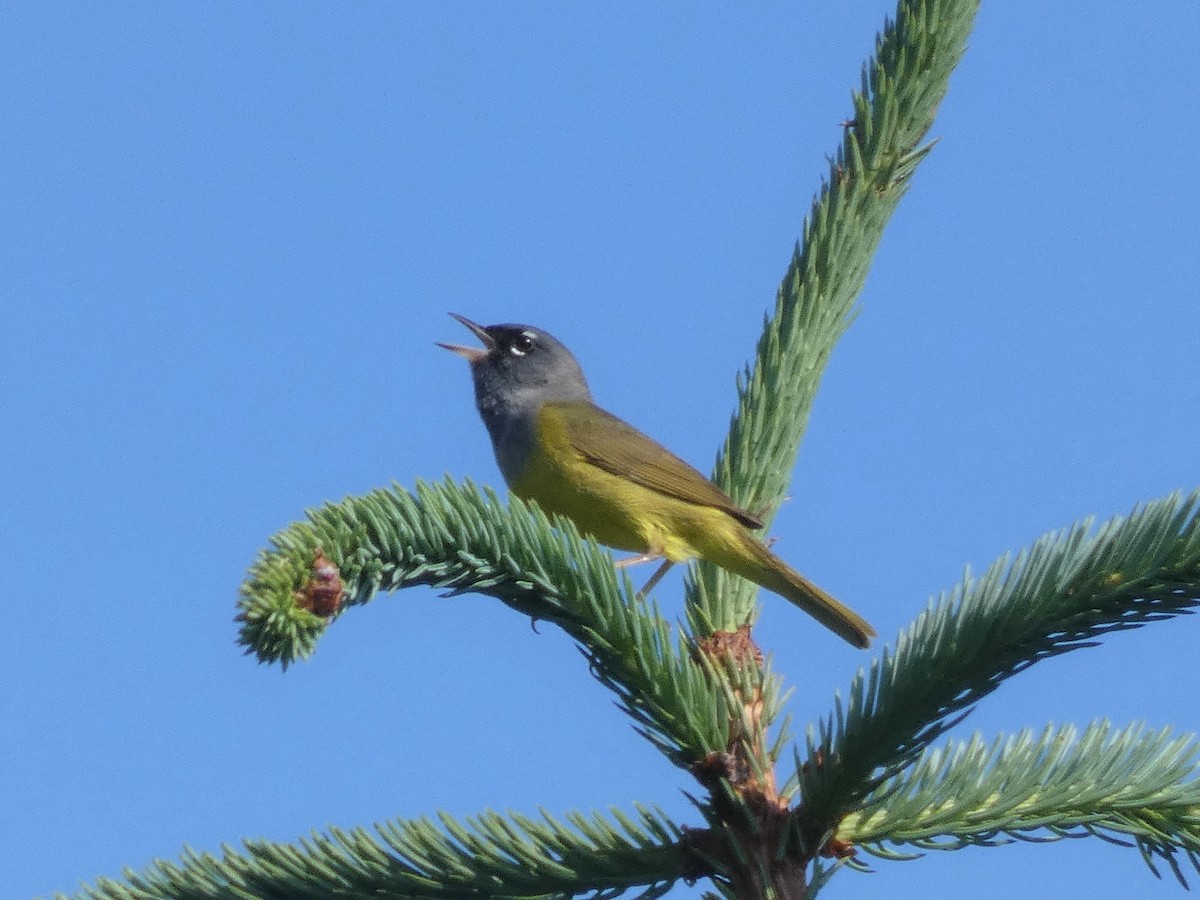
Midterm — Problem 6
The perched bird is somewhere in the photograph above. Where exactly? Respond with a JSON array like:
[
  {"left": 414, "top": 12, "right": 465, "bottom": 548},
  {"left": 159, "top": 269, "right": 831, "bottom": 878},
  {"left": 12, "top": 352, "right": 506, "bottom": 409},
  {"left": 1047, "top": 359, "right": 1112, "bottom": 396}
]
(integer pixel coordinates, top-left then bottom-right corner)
[{"left": 439, "top": 314, "right": 875, "bottom": 648}]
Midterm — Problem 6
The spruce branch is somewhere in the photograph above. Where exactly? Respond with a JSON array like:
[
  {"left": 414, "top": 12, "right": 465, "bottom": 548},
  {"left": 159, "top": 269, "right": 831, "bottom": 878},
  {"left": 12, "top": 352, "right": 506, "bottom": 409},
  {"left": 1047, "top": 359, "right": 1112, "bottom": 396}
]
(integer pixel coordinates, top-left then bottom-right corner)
[
  {"left": 687, "top": 0, "right": 980, "bottom": 633},
  {"left": 219, "top": 3, "right": 996, "bottom": 898},
  {"left": 841, "top": 721, "right": 1200, "bottom": 887},
  {"left": 792, "top": 490, "right": 1200, "bottom": 842},
  {"left": 236, "top": 477, "right": 779, "bottom": 769},
  {"left": 67, "top": 806, "right": 686, "bottom": 900}
]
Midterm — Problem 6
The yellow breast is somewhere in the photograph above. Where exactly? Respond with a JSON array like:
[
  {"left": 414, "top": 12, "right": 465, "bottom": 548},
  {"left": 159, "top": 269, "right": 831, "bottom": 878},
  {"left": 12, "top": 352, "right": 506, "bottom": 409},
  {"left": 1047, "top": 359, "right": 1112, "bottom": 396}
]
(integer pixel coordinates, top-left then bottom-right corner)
[{"left": 508, "top": 405, "right": 736, "bottom": 562}]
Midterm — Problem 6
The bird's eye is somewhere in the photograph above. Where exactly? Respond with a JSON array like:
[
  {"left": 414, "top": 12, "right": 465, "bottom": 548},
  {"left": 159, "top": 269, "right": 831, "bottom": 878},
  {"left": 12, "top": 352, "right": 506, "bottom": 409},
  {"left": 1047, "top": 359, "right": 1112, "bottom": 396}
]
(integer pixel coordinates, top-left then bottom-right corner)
[{"left": 510, "top": 333, "right": 535, "bottom": 356}]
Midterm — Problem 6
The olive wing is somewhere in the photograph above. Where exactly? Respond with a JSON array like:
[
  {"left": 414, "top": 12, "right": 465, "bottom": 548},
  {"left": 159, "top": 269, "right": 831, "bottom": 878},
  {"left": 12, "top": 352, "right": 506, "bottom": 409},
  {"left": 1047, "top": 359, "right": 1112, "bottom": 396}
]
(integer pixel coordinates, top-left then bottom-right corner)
[{"left": 549, "top": 400, "right": 763, "bottom": 530}]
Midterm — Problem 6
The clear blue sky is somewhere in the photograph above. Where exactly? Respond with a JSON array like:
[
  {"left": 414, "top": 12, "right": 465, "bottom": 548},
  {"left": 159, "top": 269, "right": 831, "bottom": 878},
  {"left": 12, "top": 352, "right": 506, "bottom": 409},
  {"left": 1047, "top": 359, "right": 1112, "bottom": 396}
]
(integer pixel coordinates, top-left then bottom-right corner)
[{"left": 3, "top": 4, "right": 1198, "bottom": 898}]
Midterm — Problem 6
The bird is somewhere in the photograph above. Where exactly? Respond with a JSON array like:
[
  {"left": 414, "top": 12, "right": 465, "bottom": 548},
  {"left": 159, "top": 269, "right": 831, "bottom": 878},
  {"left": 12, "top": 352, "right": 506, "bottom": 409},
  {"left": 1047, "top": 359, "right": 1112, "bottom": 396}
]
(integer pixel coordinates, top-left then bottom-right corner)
[{"left": 439, "top": 313, "right": 875, "bottom": 648}]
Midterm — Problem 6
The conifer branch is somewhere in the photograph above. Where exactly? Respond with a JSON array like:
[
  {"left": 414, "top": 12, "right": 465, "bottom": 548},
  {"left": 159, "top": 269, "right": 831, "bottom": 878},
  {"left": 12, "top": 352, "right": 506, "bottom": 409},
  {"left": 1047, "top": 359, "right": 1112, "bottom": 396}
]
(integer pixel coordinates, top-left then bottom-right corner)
[
  {"left": 68, "top": 806, "right": 687, "bottom": 900},
  {"left": 793, "top": 490, "right": 1200, "bottom": 843},
  {"left": 688, "top": 0, "right": 981, "bottom": 632},
  {"left": 236, "top": 478, "right": 779, "bottom": 769},
  {"left": 223, "top": 4, "right": 1016, "bottom": 899},
  {"left": 841, "top": 721, "right": 1200, "bottom": 886}
]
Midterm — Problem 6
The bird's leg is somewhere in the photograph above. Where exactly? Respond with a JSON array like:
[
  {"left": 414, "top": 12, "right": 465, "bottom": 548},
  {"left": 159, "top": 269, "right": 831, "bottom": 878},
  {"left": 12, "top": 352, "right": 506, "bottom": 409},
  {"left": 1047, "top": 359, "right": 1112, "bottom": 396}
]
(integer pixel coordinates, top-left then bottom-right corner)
[
  {"left": 613, "top": 549, "right": 664, "bottom": 568},
  {"left": 612, "top": 546, "right": 674, "bottom": 599},
  {"left": 638, "top": 559, "right": 675, "bottom": 598}
]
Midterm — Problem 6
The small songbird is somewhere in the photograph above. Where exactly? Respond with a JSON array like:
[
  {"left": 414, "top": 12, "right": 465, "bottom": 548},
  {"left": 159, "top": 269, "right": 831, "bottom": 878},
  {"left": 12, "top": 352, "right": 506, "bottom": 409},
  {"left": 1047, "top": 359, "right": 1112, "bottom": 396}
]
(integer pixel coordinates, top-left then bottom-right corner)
[{"left": 439, "top": 314, "right": 875, "bottom": 648}]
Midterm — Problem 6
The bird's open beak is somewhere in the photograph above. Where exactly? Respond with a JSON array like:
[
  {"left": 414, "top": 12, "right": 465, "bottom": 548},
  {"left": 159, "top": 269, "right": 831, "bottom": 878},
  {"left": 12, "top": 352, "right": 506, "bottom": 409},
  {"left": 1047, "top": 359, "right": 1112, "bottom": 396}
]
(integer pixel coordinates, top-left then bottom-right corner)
[{"left": 437, "top": 313, "right": 495, "bottom": 363}]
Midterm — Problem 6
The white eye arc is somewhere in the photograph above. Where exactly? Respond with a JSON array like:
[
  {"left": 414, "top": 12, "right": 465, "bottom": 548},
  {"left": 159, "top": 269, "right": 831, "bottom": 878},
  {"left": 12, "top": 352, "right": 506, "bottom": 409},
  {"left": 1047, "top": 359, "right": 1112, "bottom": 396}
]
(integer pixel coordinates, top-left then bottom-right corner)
[{"left": 510, "top": 331, "right": 537, "bottom": 356}]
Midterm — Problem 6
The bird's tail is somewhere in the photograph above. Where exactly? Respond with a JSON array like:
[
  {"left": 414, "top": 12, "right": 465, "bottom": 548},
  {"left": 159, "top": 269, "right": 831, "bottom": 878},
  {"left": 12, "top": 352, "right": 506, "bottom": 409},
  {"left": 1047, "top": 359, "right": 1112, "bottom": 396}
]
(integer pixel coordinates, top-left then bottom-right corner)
[{"left": 721, "top": 532, "right": 876, "bottom": 649}]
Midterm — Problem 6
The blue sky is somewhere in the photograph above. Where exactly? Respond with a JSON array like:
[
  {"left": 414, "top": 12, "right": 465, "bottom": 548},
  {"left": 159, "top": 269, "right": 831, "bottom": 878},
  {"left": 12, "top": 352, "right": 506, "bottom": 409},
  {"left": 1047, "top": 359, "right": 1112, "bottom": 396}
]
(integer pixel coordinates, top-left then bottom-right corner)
[{"left": 3, "top": 3, "right": 1199, "bottom": 898}]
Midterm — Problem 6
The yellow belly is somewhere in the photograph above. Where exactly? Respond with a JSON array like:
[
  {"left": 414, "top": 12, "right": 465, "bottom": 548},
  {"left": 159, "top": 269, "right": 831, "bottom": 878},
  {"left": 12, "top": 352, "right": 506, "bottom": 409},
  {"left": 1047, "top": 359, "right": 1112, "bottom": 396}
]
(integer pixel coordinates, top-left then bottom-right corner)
[
  {"left": 508, "top": 408, "right": 735, "bottom": 562},
  {"left": 500, "top": 405, "right": 877, "bottom": 648}
]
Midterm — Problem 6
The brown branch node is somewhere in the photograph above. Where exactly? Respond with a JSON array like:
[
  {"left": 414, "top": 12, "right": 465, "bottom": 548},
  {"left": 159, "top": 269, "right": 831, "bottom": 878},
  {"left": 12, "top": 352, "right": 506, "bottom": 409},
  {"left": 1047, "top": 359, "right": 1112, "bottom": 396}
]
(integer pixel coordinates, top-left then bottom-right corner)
[
  {"left": 295, "top": 546, "right": 344, "bottom": 617},
  {"left": 693, "top": 624, "right": 763, "bottom": 669}
]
